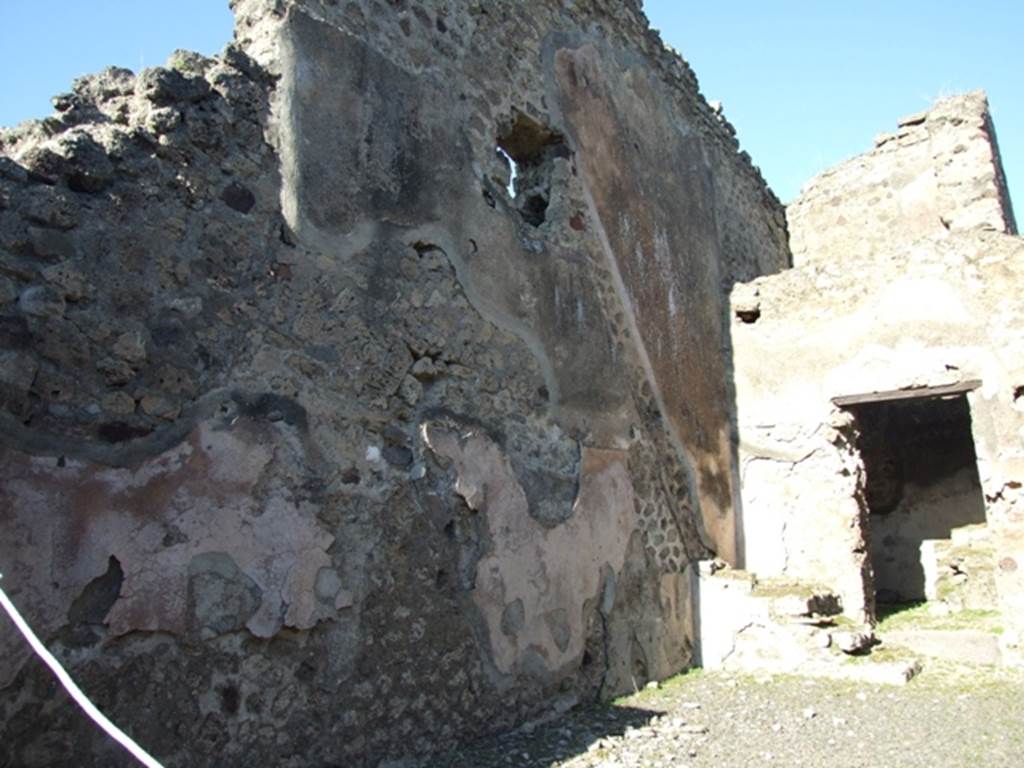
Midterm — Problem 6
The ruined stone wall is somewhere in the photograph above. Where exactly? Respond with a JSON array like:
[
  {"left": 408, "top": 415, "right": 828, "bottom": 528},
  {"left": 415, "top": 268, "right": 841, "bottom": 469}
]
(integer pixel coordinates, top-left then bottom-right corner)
[
  {"left": 0, "top": 2, "right": 788, "bottom": 766},
  {"left": 732, "top": 94, "right": 1024, "bottom": 627},
  {"left": 787, "top": 91, "right": 1017, "bottom": 267},
  {"left": 732, "top": 104, "right": 1024, "bottom": 623},
  {"left": 733, "top": 228, "right": 1024, "bottom": 624},
  {"left": 231, "top": 0, "right": 790, "bottom": 563}
]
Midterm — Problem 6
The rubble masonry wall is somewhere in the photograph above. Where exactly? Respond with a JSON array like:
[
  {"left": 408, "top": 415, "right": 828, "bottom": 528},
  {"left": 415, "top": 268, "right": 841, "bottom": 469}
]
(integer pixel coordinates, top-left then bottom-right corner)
[
  {"left": 732, "top": 93, "right": 1024, "bottom": 629},
  {"left": 0, "top": 1, "right": 788, "bottom": 766},
  {"left": 787, "top": 91, "right": 1017, "bottom": 267}
]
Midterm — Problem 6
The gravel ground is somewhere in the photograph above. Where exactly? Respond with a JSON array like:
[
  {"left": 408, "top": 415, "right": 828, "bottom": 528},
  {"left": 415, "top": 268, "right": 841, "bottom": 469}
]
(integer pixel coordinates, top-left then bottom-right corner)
[{"left": 429, "top": 663, "right": 1024, "bottom": 768}]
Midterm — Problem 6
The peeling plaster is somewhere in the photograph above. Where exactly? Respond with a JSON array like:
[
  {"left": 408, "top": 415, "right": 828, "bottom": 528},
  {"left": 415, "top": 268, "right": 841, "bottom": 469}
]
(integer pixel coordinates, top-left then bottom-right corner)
[
  {"left": 0, "top": 419, "right": 334, "bottom": 688},
  {"left": 424, "top": 424, "right": 636, "bottom": 674}
]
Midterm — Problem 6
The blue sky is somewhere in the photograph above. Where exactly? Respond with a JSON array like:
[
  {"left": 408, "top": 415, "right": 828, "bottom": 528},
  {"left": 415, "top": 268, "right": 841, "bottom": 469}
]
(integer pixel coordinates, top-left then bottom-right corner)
[
  {"left": 0, "top": 1, "right": 233, "bottom": 122},
  {"left": 644, "top": 1, "right": 1022, "bottom": 211},
  {"left": 1, "top": 1, "right": 1020, "bottom": 214}
]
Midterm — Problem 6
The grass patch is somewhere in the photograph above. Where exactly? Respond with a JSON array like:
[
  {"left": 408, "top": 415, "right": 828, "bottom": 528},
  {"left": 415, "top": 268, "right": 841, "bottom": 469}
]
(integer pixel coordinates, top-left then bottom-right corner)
[
  {"left": 612, "top": 668, "right": 704, "bottom": 707},
  {"left": 838, "top": 643, "right": 915, "bottom": 665},
  {"left": 911, "top": 658, "right": 1024, "bottom": 692},
  {"left": 751, "top": 576, "right": 833, "bottom": 599},
  {"left": 876, "top": 602, "right": 1003, "bottom": 634},
  {"left": 705, "top": 567, "right": 756, "bottom": 584}
]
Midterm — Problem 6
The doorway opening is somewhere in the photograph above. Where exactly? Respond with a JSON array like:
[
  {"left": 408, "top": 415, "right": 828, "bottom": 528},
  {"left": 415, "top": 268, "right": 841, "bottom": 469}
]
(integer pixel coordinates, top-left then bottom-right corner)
[{"left": 837, "top": 383, "right": 987, "bottom": 611}]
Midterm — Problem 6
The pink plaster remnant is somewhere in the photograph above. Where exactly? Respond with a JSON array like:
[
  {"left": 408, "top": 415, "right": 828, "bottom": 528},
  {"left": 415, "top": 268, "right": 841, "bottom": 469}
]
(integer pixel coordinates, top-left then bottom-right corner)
[{"left": 0, "top": 419, "right": 334, "bottom": 688}]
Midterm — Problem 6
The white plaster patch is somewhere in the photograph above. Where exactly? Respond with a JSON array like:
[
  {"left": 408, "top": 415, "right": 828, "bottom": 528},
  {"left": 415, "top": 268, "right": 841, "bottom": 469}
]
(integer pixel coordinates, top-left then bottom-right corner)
[
  {"left": 424, "top": 424, "right": 636, "bottom": 674},
  {"left": 875, "top": 276, "right": 972, "bottom": 325}
]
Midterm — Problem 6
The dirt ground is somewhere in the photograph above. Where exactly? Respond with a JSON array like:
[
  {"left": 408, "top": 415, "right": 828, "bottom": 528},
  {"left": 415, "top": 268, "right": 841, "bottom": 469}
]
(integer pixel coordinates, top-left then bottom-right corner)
[{"left": 431, "top": 662, "right": 1024, "bottom": 768}]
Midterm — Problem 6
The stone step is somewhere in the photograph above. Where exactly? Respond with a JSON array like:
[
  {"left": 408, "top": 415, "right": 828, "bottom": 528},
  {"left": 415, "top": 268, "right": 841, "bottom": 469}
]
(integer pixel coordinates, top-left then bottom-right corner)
[
  {"left": 694, "top": 563, "right": 877, "bottom": 674},
  {"left": 698, "top": 563, "right": 844, "bottom": 620},
  {"left": 950, "top": 522, "right": 992, "bottom": 547},
  {"left": 881, "top": 629, "right": 1003, "bottom": 666},
  {"left": 803, "top": 658, "right": 922, "bottom": 686},
  {"left": 760, "top": 588, "right": 843, "bottom": 620}
]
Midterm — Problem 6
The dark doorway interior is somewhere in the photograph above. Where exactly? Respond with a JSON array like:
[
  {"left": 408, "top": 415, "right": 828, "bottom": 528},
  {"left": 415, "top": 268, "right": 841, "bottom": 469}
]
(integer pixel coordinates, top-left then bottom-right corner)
[{"left": 846, "top": 393, "right": 987, "bottom": 605}]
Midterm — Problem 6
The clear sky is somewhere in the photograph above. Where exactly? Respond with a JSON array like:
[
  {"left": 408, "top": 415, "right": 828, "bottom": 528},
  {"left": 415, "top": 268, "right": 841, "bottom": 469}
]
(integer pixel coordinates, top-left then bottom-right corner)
[
  {"left": 644, "top": 0, "right": 1022, "bottom": 211},
  {"left": 0, "top": 1, "right": 234, "bottom": 122},
  {"left": 0, "top": 1, "right": 1020, "bottom": 214}
]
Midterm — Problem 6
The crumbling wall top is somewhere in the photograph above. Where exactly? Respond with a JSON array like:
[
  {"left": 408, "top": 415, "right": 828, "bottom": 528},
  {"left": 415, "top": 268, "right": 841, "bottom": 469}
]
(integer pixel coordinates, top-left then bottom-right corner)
[{"left": 787, "top": 91, "right": 1017, "bottom": 267}]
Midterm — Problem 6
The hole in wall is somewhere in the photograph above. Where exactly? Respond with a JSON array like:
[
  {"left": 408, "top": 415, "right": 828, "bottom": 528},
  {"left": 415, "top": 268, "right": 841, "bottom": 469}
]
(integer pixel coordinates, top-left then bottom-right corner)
[
  {"left": 495, "top": 111, "right": 569, "bottom": 228},
  {"left": 520, "top": 195, "right": 549, "bottom": 228},
  {"left": 1012, "top": 385, "right": 1024, "bottom": 414},
  {"left": 97, "top": 421, "right": 154, "bottom": 443},
  {"left": 219, "top": 684, "right": 241, "bottom": 715},
  {"left": 735, "top": 307, "right": 761, "bottom": 324},
  {"left": 496, "top": 147, "right": 518, "bottom": 198}
]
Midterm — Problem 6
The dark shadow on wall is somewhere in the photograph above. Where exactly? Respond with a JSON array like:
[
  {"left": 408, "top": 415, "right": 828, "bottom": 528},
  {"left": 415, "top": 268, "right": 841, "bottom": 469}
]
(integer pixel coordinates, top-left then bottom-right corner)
[
  {"left": 0, "top": 649, "right": 139, "bottom": 768},
  {"left": 551, "top": 42, "right": 792, "bottom": 574},
  {"left": 715, "top": 177, "right": 794, "bottom": 578}
]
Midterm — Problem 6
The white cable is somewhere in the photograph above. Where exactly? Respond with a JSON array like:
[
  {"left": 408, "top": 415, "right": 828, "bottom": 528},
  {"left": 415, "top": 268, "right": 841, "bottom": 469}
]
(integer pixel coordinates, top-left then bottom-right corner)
[{"left": 0, "top": 574, "right": 164, "bottom": 768}]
